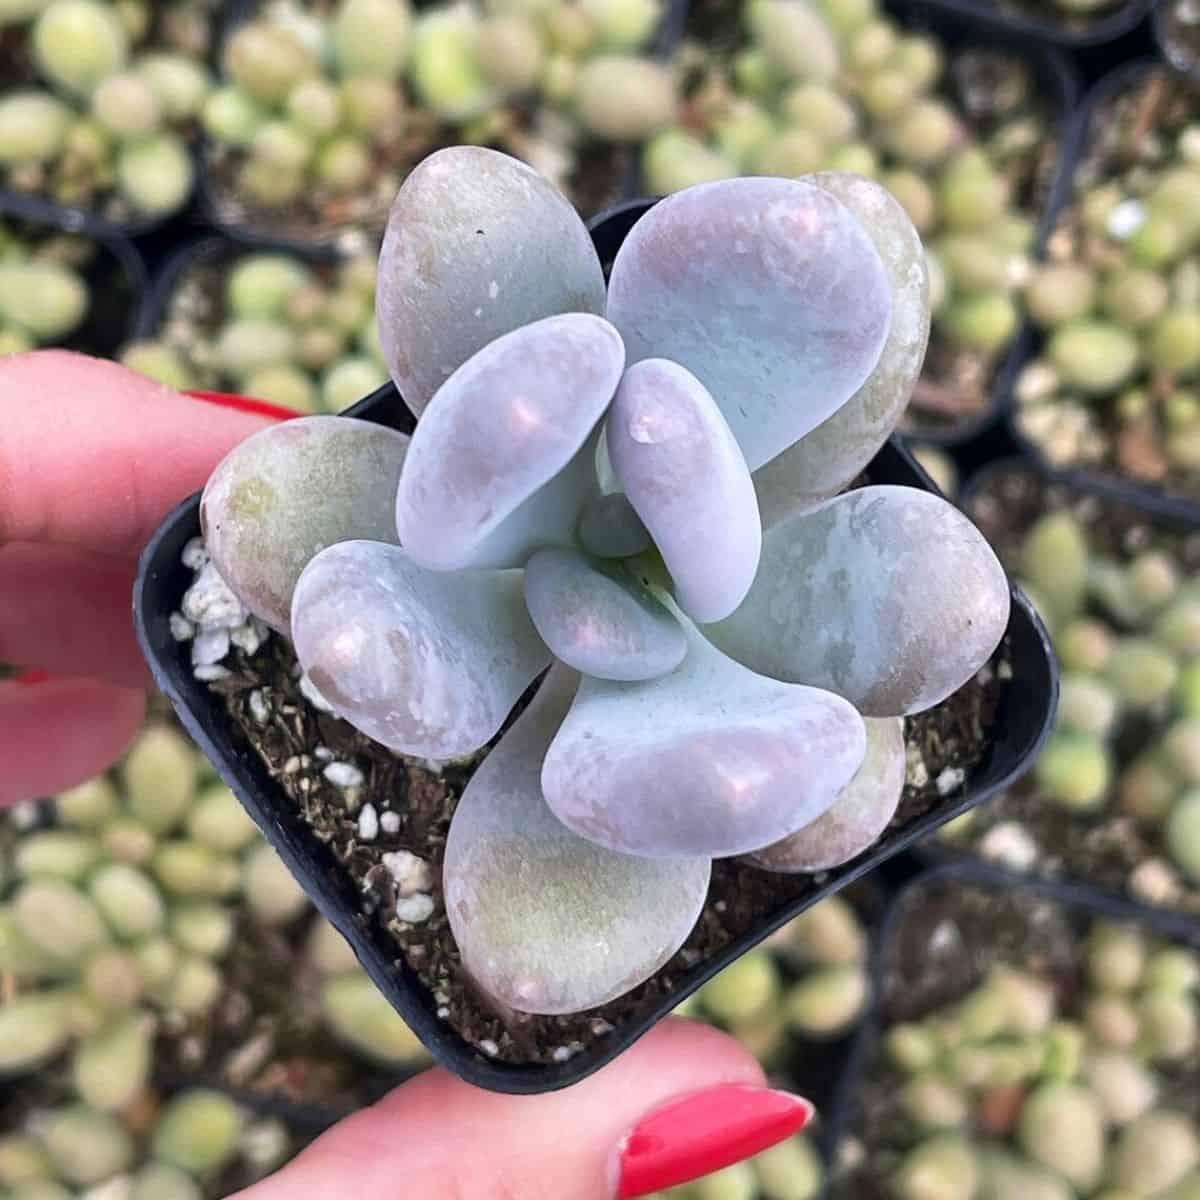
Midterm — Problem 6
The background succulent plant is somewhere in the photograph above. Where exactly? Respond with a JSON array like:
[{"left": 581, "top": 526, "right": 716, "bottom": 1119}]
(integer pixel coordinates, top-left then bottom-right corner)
[
  {"left": 939, "top": 470, "right": 1200, "bottom": 918},
  {"left": 636, "top": 0, "right": 1055, "bottom": 433},
  {"left": 197, "top": 144, "right": 1012, "bottom": 1018},
  {"left": 121, "top": 246, "right": 388, "bottom": 412},
  {"left": 0, "top": 220, "right": 90, "bottom": 355},
  {"left": 1015, "top": 69, "right": 1200, "bottom": 500},
  {"left": 0, "top": 0, "right": 215, "bottom": 222}
]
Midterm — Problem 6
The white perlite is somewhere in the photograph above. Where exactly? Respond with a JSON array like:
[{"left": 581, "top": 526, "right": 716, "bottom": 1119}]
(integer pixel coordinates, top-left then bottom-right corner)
[
  {"left": 324, "top": 762, "right": 364, "bottom": 789},
  {"left": 380, "top": 811, "right": 401, "bottom": 834},
  {"left": 382, "top": 850, "right": 434, "bottom": 896},
  {"left": 935, "top": 766, "right": 965, "bottom": 796},
  {"left": 169, "top": 613, "right": 196, "bottom": 641},
  {"left": 192, "top": 628, "right": 231, "bottom": 667},
  {"left": 979, "top": 821, "right": 1039, "bottom": 871},
  {"left": 358, "top": 804, "right": 379, "bottom": 841},
  {"left": 248, "top": 689, "right": 271, "bottom": 725},
  {"left": 181, "top": 537, "right": 209, "bottom": 570},
  {"left": 182, "top": 561, "right": 248, "bottom": 629},
  {"left": 478, "top": 1038, "right": 500, "bottom": 1057},
  {"left": 395, "top": 893, "right": 435, "bottom": 923}
]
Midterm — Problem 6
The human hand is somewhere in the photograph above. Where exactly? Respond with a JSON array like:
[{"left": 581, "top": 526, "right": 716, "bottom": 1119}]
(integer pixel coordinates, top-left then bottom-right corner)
[
  {"left": 234, "top": 1019, "right": 811, "bottom": 1199},
  {"left": 0, "top": 350, "right": 287, "bottom": 805}
]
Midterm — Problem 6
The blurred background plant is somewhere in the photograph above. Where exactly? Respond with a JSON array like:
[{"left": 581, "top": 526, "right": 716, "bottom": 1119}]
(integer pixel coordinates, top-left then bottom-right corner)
[
  {"left": 120, "top": 243, "right": 387, "bottom": 411},
  {"left": 1015, "top": 67, "right": 1200, "bottom": 503},
  {"left": 0, "top": 0, "right": 219, "bottom": 225},
  {"left": 936, "top": 466, "right": 1200, "bottom": 921}
]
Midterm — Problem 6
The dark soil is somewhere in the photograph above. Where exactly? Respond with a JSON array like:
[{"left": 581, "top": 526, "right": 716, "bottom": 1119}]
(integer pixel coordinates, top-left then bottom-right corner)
[
  {"left": 946, "top": 464, "right": 1200, "bottom": 919},
  {"left": 203, "top": 614, "right": 1007, "bottom": 1066},
  {"left": 831, "top": 879, "right": 1200, "bottom": 1200},
  {"left": 1032, "top": 69, "right": 1200, "bottom": 502}
]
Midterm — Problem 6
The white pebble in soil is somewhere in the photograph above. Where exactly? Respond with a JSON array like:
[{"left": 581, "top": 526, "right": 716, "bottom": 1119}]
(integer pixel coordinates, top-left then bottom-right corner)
[
  {"left": 192, "top": 628, "right": 231, "bottom": 668},
  {"left": 478, "top": 1039, "right": 500, "bottom": 1057},
  {"left": 383, "top": 850, "right": 434, "bottom": 897},
  {"left": 358, "top": 804, "right": 379, "bottom": 841},
  {"left": 170, "top": 613, "right": 196, "bottom": 641},
  {"left": 395, "top": 893, "right": 435, "bottom": 923},
  {"left": 380, "top": 811, "right": 401, "bottom": 835},
  {"left": 182, "top": 561, "right": 249, "bottom": 630},
  {"left": 935, "top": 766, "right": 965, "bottom": 797},
  {"left": 181, "top": 537, "right": 209, "bottom": 570},
  {"left": 324, "top": 762, "right": 364, "bottom": 789},
  {"left": 249, "top": 690, "right": 271, "bottom": 725}
]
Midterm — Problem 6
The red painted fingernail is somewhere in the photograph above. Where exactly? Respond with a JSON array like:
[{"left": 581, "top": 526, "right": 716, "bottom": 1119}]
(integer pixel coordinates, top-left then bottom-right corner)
[
  {"left": 13, "top": 669, "right": 52, "bottom": 686},
  {"left": 185, "top": 390, "right": 299, "bottom": 422},
  {"left": 616, "top": 1085, "right": 814, "bottom": 1198}
]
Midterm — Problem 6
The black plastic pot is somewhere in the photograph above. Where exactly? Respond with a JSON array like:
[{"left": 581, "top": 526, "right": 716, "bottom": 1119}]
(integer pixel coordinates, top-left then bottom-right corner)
[
  {"left": 134, "top": 200, "right": 1058, "bottom": 1095},
  {"left": 1004, "top": 59, "right": 1200, "bottom": 525},
  {"left": 893, "top": 0, "right": 1154, "bottom": 49},
  {"left": 823, "top": 859, "right": 1200, "bottom": 1174},
  {"left": 2, "top": 213, "right": 149, "bottom": 357}
]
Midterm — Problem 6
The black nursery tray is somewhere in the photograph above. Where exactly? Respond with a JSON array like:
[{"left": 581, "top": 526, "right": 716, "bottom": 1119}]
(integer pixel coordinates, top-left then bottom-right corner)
[
  {"left": 823, "top": 860, "right": 1200, "bottom": 1189},
  {"left": 134, "top": 201, "right": 1058, "bottom": 1094}
]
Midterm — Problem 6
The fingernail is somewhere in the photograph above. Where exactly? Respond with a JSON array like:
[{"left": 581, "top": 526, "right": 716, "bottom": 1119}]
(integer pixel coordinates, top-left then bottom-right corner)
[
  {"left": 13, "top": 669, "right": 52, "bottom": 686},
  {"left": 185, "top": 390, "right": 299, "bottom": 422},
  {"left": 615, "top": 1084, "right": 814, "bottom": 1198}
]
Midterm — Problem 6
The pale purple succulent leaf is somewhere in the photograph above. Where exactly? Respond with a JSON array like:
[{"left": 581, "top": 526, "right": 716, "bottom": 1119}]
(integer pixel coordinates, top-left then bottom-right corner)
[
  {"left": 577, "top": 491, "right": 651, "bottom": 558},
  {"left": 707, "top": 486, "right": 1011, "bottom": 717},
  {"left": 606, "top": 177, "right": 892, "bottom": 470},
  {"left": 395, "top": 313, "right": 625, "bottom": 570},
  {"left": 523, "top": 547, "right": 686, "bottom": 681},
  {"left": 744, "top": 716, "right": 905, "bottom": 873},
  {"left": 200, "top": 417, "right": 408, "bottom": 634},
  {"left": 443, "top": 663, "right": 710, "bottom": 1015},
  {"left": 754, "top": 174, "right": 930, "bottom": 528},
  {"left": 541, "top": 618, "right": 867, "bottom": 859},
  {"left": 608, "top": 358, "right": 761, "bottom": 623},
  {"left": 291, "top": 540, "right": 550, "bottom": 758},
  {"left": 377, "top": 146, "right": 608, "bottom": 418}
]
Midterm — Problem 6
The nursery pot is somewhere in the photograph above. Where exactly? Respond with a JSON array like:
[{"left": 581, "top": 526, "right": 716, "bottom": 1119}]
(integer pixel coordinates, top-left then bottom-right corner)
[
  {"left": 823, "top": 860, "right": 1200, "bottom": 1174},
  {"left": 134, "top": 200, "right": 1059, "bottom": 1095}
]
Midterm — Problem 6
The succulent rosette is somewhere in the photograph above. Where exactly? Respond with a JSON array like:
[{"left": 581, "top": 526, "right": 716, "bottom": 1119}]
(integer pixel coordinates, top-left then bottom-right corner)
[{"left": 199, "top": 145, "right": 1011, "bottom": 1017}]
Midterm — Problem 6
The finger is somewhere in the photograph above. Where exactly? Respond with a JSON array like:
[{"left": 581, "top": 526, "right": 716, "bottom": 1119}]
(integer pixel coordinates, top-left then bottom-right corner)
[
  {"left": 0, "top": 351, "right": 277, "bottom": 557},
  {"left": 236, "top": 1018, "right": 812, "bottom": 1200},
  {"left": 0, "top": 542, "right": 147, "bottom": 688},
  {"left": 0, "top": 676, "right": 145, "bottom": 806}
]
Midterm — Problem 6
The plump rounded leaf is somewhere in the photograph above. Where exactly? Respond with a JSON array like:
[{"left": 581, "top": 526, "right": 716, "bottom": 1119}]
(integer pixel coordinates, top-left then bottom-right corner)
[
  {"left": 523, "top": 547, "right": 686, "bottom": 681},
  {"left": 708, "top": 486, "right": 1010, "bottom": 716},
  {"left": 744, "top": 716, "right": 904, "bottom": 872},
  {"left": 542, "top": 620, "right": 866, "bottom": 859},
  {"left": 377, "top": 146, "right": 607, "bottom": 417},
  {"left": 396, "top": 313, "right": 624, "bottom": 570},
  {"left": 606, "top": 177, "right": 891, "bottom": 470},
  {"left": 577, "top": 491, "right": 651, "bottom": 558},
  {"left": 608, "top": 358, "right": 761, "bottom": 622},
  {"left": 753, "top": 174, "right": 930, "bottom": 527},
  {"left": 292, "top": 540, "right": 550, "bottom": 758},
  {"left": 444, "top": 664, "right": 710, "bottom": 1014},
  {"left": 201, "top": 417, "right": 408, "bottom": 633}
]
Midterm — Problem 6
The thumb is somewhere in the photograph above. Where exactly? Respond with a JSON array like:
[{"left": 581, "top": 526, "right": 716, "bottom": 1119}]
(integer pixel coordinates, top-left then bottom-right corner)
[{"left": 234, "top": 1018, "right": 813, "bottom": 1200}]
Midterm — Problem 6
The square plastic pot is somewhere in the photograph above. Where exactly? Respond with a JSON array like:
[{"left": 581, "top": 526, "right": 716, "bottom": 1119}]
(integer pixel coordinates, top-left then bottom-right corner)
[{"left": 134, "top": 199, "right": 1059, "bottom": 1094}]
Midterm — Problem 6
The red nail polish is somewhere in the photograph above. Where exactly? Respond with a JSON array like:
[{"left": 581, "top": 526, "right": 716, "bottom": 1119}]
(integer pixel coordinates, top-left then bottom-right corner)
[
  {"left": 12, "top": 669, "right": 52, "bottom": 686},
  {"left": 185, "top": 390, "right": 299, "bottom": 422},
  {"left": 616, "top": 1085, "right": 813, "bottom": 1198}
]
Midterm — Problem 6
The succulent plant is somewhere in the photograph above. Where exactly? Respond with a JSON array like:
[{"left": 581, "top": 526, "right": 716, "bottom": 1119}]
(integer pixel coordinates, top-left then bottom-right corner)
[
  {"left": 0, "top": 723, "right": 313, "bottom": 1108},
  {"left": 0, "top": 220, "right": 90, "bottom": 354},
  {"left": 0, "top": 0, "right": 213, "bottom": 221},
  {"left": 942, "top": 473, "right": 1200, "bottom": 914},
  {"left": 1015, "top": 70, "right": 1200, "bottom": 497},
  {"left": 198, "top": 144, "right": 1010, "bottom": 1018},
  {"left": 121, "top": 246, "right": 388, "bottom": 412},
  {"left": 837, "top": 903, "right": 1200, "bottom": 1200},
  {"left": 204, "top": 0, "right": 672, "bottom": 239},
  {"left": 638, "top": 0, "right": 1052, "bottom": 433}
]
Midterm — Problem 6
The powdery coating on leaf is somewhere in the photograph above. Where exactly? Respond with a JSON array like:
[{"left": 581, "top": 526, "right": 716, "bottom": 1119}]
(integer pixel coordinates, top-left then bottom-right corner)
[
  {"left": 542, "top": 620, "right": 866, "bottom": 859},
  {"left": 606, "top": 177, "right": 891, "bottom": 471},
  {"left": 744, "top": 716, "right": 904, "bottom": 872},
  {"left": 291, "top": 540, "right": 550, "bottom": 758},
  {"left": 396, "top": 313, "right": 625, "bottom": 570},
  {"left": 443, "top": 664, "right": 710, "bottom": 1014},
  {"left": 523, "top": 547, "right": 686, "bottom": 681},
  {"left": 608, "top": 358, "right": 762, "bottom": 622},
  {"left": 577, "top": 491, "right": 651, "bottom": 558},
  {"left": 377, "top": 146, "right": 607, "bottom": 417},
  {"left": 753, "top": 174, "right": 931, "bottom": 529},
  {"left": 200, "top": 418, "right": 409, "bottom": 634},
  {"left": 707, "top": 486, "right": 1011, "bottom": 717}
]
